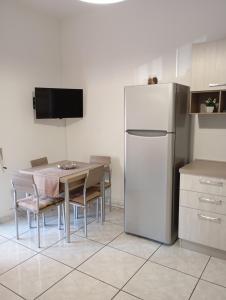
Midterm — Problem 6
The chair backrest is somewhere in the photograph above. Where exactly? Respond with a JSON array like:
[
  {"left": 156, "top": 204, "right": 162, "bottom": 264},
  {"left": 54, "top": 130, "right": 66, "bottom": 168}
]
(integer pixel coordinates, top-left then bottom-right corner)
[
  {"left": 30, "top": 157, "right": 48, "bottom": 168},
  {"left": 61, "top": 173, "right": 87, "bottom": 192},
  {"left": 89, "top": 155, "right": 111, "bottom": 166},
  {"left": 11, "top": 173, "right": 36, "bottom": 195},
  {"left": 86, "top": 165, "right": 105, "bottom": 189}
]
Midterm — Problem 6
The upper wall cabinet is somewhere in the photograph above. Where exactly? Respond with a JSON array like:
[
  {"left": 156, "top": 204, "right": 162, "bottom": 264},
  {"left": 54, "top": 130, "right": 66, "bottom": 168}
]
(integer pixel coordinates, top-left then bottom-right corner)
[{"left": 191, "top": 39, "right": 226, "bottom": 91}]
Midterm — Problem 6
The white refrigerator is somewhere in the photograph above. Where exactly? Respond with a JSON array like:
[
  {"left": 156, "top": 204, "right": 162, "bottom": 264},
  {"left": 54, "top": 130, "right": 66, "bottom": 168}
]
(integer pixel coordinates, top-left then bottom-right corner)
[{"left": 124, "top": 83, "right": 190, "bottom": 244}]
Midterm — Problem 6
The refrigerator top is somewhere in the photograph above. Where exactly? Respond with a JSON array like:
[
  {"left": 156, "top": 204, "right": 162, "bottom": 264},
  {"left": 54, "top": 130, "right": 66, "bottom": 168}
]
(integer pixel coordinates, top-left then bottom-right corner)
[{"left": 125, "top": 83, "right": 177, "bottom": 132}]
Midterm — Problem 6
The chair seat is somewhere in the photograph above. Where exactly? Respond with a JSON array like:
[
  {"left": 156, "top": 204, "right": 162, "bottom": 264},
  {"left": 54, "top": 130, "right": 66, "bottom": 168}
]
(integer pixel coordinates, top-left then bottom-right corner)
[
  {"left": 95, "top": 181, "right": 111, "bottom": 189},
  {"left": 69, "top": 187, "right": 101, "bottom": 206},
  {"left": 17, "top": 195, "right": 63, "bottom": 212}
]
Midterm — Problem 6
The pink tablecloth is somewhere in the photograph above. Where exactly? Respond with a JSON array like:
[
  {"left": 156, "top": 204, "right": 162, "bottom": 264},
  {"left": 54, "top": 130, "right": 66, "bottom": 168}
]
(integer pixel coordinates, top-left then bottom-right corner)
[{"left": 32, "top": 162, "right": 91, "bottom": 198}]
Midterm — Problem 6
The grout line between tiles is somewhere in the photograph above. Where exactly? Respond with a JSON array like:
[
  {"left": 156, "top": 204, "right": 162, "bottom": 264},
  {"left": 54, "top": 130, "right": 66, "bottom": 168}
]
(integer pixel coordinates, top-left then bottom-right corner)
[
  {"left": 0, "top": 252, "right": 39, "bottom": 278},
  {"left": 34, "top": 237, "right": 115, "bottom": 298},
  {"left": 76, "top": 268, "right": 120, "bottom": 290},
  {"left": 9, "top": 215, "right": 97, "bottom": 254},
  {"left": 0, "top": 282, "right": 26, "bottom": 300},
  {"left": 33, "top": 269, "right": 75, "bottom": 300},
  {"left": 200, "top": 278, "right": 226, "bottom": 290},
  {"left": 149, "top": 260, "right": 200, "bottom": 280},
  {"left": 34, "top": 223, "right": 125, "bottom": 298},
  {"left": 1, "top": 210, "right": 126, "bottom": 299},
  {"left": 111, "top": 243, "right": 162, "bottom": 300},
  {"left": 188, "top": 255, "right": 211, "bottom": 300},
  {"left": 113, "top": 290, "right": 143, "bottom": 300}
]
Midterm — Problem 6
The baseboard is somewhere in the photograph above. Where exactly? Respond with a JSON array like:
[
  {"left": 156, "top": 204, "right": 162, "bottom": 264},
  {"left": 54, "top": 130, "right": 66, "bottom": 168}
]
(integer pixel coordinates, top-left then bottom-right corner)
[
  {"left": 111, "top": 198, "right": 124, "bottom": 208},
  {"left": 180, "top": 239, "right": 226, "bottom": 260}
]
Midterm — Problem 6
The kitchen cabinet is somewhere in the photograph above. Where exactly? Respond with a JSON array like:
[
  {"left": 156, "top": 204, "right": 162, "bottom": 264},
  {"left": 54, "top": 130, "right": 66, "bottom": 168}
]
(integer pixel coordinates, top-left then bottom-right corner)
[
  {"left": 191, "top": 39, "right": 226, "bottom": 91},
  {"left": 179, "top": 160, "right": 226, "bottom": 256}
]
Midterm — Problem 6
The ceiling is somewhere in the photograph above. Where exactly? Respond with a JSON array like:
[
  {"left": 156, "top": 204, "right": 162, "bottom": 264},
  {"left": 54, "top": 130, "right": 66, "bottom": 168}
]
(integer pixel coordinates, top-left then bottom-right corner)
[{"left": 18, "top": 0, "right": 129, "bottom": 19}]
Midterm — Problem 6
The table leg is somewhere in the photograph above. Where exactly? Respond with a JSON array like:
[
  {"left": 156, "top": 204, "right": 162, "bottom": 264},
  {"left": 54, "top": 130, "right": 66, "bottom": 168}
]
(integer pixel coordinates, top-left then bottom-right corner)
[{"left": 64, "top": 182, "right": 70, "bottom": 243}]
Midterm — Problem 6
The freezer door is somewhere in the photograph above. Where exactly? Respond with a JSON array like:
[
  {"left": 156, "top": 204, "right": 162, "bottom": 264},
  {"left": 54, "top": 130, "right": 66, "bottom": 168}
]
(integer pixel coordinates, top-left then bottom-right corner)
[
  {"left": 125, "top": 130, "right": 175, "bottom": 244},
  {"left": 125, "top": 84, "right": 176, "bottom": 132}
]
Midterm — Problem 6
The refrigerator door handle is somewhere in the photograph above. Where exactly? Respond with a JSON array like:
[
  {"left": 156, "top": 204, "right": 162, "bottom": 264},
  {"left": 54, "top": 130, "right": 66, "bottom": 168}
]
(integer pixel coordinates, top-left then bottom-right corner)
[{"left": 126, "top": 130, "right": 168, "bottom": 137}]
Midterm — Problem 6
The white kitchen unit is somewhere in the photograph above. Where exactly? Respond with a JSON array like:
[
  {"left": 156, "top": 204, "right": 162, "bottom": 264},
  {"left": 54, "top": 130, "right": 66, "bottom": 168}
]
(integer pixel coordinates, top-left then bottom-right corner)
[
  {"left": 179, "top": 159, "right": 226, "bottom": 259},
  {"left": 192, "top": 38, "right": 226, "bottom": 91}
]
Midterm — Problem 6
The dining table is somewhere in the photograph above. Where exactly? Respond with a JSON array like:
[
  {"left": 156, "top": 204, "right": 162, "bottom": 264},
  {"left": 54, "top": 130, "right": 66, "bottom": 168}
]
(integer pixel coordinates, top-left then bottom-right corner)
[{"left": 20, "top": 160, "right": 103, "bottom": 243}]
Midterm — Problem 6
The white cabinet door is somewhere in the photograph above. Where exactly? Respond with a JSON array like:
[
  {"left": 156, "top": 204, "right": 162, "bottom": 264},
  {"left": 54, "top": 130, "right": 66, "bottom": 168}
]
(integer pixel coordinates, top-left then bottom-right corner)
[{"left": 191, "top": 39, "right": 226, "bottom": 91}]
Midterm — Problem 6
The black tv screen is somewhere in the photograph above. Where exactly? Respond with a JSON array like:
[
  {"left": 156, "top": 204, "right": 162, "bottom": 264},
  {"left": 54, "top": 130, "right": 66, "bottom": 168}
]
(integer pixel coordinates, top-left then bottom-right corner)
[{"left": 34, "top": 88, "right": 83, "bottom": 119}]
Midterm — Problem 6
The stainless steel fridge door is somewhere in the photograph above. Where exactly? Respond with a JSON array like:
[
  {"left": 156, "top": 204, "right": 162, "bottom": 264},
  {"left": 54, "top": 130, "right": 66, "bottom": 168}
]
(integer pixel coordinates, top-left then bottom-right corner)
[
  {"left": 125, "top": 130, "right": 175, "bottom": 244},
  {"left": 125, "top": 83, "right": 176, "bottom": 132}
]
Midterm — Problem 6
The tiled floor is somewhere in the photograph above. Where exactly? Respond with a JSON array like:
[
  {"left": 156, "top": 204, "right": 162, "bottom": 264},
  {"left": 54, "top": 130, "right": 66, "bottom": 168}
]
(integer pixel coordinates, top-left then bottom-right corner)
[{"left": 0, "top": 207, "right": 226, "bottom": 299}]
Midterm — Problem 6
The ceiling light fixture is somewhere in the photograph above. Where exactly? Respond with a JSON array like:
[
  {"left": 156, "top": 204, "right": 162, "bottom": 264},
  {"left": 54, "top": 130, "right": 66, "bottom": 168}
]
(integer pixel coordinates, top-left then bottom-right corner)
[{"left": 80, "top": 0, "right": 125, "bottom": 4}]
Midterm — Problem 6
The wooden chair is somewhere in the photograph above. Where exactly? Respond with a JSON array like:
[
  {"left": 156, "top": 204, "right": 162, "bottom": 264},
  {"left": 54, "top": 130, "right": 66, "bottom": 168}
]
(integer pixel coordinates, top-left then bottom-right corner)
[
  {"left": 89, "top": 156, "right": 112, "bottom": 212},
  {"left": 30, "top": 157, "right": 59, "bottom": 228},
  {"left": 68, "top": 165, "right": 105, "bottom": 237},
  {"left": 30, "top": 157, "right": 48, "bottom": 168},
  {"left": 12, "top": 173, "right": 64, "bottom": 248}
]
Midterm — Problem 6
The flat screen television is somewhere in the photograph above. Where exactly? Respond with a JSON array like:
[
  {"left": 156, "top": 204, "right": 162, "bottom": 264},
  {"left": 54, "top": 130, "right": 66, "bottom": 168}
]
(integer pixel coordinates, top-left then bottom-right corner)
[{"left": 34, "top": 87, "right": 83, "bottom": 119}]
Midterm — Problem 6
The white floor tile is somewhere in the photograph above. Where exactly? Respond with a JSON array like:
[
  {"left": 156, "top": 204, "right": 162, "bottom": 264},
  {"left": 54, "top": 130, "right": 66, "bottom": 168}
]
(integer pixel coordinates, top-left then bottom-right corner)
[
  {"left": 43, "top": 235, "right": 103, "bottom": 268},
  {"left": 0, "top": 284, "right": 23, "bottom": 299},
  {"left": 0, "top": 235, "right": 9, "bottom": 244},
  {"left": 0, "top": 254, "right": 72, "bottom": 300},
  {"left": 109, "top": 233, "right": 160, "bottom": 259},
  {"left": 0, "top": 240, "right": 36, "bottom": 275},
  {"left": 114, "top": 291, "right": 139, "bottom": 300},
  {"left": 202, "top": 257, "right": 226, "bottom": 287},
  {"left": 37, "top": 270, "right": 118, "bottom": 300},
  {"left": 13, "top": 226, "right": 65, "bottom": 252},
  {"left": 78, "top": 246, "right": 144, "bottom": 288},
  {"left": 76, "top": 221, "right": 123, "bottom": 245},
  {"left": 191, "top": 280, "right": 226, "bottom": 300},
  {"left": 150, "top": 241, "right": 209, "bottom": 277},
  {"left": 0, "top": 216, "right": 29, "bottom": 238},
  {"left": 123, "top": 261, "right": 198, "bottom": 300},
  {"left": 105, "top": 207, "right": 124, "bottom": 226}
]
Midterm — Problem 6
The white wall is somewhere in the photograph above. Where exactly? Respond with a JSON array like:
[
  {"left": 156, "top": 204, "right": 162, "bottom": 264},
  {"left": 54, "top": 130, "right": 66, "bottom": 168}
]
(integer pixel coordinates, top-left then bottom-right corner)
[
  {"left": 1, "top": 0, "right": 226, "bottom": 214},
  {"left": 61, "top": 0, "right": 226, "bottom": 206},
  {"left": 0, "top": 0, "right": 66, "bottom": 217}
]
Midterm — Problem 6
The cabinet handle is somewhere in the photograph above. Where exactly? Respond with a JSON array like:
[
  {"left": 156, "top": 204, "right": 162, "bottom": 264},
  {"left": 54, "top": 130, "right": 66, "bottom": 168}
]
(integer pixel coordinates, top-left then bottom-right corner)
[
  {"left": 198, "top": 213, "right": 221, "bottom": 223},
  {"left": 199, "top": 178, "right": 223, "bottom": 187},
  {"left": 209, "top": 83, "right": 226, "bottom": 87},
  {"left": 199, "top": 197, "right": 222, "bottom": 205}
]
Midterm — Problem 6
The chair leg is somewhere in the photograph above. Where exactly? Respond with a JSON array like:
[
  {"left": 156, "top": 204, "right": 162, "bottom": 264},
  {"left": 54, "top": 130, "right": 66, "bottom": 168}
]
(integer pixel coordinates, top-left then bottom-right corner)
[
  {"left": 73, "top": 206, "right": 76, "bottom": 226},
  {"left": 58, "top": 205, "right": 61, "bottom": 230},
  {"left": 76, "top": 206, "right": 78, "bottom": 219},
  {"left": 37, "top": 214, "right": 40, "bottom": 248},
  {"left": 100, "top": 197, "right": 103, "bottom": 225},
  {"left": 62, "top": 204, "right": 65, "bottom": 233},
  {"left": 15, "top": 208, "right": 19, "bottom": 240},
  {"left": 96, "top": 198, "right": 99, "bottom": 222},
  {"left": 84, "top": 206, "right": 87, "bottom": 237},
  {"left": 103, "top": 190, "right": 106, "bottom": 222},
  {"left": 27, "top": 210, "right": 31, "bottom": 229},
  {"left": 42, "top": 213, "right": 46, "bottom": 227},
  {"left": 109, "top": 186, "right": 112, "bottom": 211}
]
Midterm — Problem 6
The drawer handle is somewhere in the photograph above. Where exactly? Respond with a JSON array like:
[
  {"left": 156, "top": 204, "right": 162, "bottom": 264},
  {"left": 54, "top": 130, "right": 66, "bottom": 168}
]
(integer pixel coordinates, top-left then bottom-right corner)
[
  {"left": 199, "top": 178, "right": 223, "bottom": 187},
  {"left": 198, "top": 213, "right": 221, "bottom": 223},
  {"left": 199, "top": 197, "right": 222, "bottom": 205},
  {"left": 209, "top": 83, "right": 226, "bottom": 87}
]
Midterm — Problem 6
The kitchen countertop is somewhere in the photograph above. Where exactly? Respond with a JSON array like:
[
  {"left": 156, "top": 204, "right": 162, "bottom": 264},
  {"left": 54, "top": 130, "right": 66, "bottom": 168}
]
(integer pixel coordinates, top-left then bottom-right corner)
[{"left": 179, "top": 159, "right": 226, "bottom": 179}]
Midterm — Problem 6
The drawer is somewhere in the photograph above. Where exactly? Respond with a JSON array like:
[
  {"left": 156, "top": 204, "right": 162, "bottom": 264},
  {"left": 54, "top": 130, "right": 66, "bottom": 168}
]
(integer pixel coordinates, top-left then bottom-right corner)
[
  {"left": 180, "top": 174, "right": 226, "bottom": 196},
  {"left": 179, "top": 206, "right": 226, "bottom": 251},
  {"left": 180, "top": 190, "right": 226, "bottom": 215}
]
